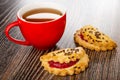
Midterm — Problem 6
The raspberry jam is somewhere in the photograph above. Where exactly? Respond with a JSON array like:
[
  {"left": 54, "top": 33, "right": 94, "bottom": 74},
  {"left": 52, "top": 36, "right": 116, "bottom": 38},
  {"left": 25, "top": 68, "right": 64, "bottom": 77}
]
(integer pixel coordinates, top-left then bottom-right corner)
[
  {"left": 48, "top": 59, "right": 79, "bottom": 69},
  {"left": 80, "top": 34, "right": 84, "bottom": 40},
  {"left": 80, "top": 34, "right": 88, "bottom": 42}
]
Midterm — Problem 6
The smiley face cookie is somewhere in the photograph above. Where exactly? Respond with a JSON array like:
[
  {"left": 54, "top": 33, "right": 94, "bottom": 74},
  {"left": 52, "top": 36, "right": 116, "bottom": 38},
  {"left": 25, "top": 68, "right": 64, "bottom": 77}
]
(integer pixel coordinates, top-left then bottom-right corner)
[
  {"left": 40, "top": 47, "right": 89, "bottom": 76},
  {"left": 74, "top": 25, "right": 117, "bottom": 51}
]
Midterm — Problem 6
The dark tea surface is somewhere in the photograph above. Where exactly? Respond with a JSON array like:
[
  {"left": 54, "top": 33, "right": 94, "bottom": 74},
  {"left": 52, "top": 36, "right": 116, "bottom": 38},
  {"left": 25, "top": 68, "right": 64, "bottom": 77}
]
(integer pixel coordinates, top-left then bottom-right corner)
[{"left": 22, "top": 8, "right": 63, "bottom": 22}]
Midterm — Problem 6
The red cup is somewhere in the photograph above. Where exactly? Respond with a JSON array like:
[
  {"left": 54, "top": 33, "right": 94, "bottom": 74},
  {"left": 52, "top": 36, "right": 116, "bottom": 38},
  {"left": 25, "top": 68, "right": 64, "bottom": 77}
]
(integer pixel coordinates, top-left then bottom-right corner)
[{"left": 5, "top": 2, "right": 66, "bottom": 50}]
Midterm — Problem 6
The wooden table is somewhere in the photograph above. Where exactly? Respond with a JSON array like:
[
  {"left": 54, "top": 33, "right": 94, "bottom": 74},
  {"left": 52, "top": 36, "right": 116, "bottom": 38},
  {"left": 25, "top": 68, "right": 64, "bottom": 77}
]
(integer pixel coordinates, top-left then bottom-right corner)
[{"left": 0, "top": 0, "right": 120, "bottom": 80}]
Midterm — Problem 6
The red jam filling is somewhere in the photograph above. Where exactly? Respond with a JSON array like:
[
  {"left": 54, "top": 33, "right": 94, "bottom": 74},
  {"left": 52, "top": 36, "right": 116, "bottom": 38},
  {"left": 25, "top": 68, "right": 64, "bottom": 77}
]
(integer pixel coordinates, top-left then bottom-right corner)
[
  {"left": 80, "top": 34, "right": 84, "bottom": 40},
  {"left": 79, "top": 33, "right": 88, "bottom": 42},
  {"left": 48, "top": 59, "right": 79, "bottom": 69}
]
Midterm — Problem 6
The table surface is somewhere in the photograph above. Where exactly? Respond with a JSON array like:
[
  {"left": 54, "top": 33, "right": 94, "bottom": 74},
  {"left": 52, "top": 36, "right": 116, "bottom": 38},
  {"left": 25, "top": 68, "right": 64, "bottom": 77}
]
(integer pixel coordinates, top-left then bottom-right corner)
[{"left": 0, "top": 0, "right": 120, "bottom": 80}]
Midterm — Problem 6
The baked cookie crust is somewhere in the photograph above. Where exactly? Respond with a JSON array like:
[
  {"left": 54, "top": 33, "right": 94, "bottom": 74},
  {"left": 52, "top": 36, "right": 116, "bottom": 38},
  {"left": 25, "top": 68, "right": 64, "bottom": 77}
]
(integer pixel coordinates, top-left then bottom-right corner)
[
  {"left": 40, "top": 47, "right": 89, "bottom": 76},
  {"left": 74, "top": 25, "right": 117, "bottom": 51}
]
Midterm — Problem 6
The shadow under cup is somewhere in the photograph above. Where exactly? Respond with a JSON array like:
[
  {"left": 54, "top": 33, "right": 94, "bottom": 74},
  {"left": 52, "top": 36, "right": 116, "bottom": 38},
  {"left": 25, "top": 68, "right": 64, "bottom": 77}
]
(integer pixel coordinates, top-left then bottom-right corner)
[{"left": 5, "top": 2, "right": 66, "bottom": 50}]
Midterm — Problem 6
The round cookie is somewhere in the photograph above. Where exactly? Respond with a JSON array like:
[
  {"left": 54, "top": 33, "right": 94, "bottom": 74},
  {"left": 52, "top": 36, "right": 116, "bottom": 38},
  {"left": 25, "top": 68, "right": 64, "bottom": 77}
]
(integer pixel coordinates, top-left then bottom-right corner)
[
  {"left": 74, "top": 25, "right": 117, "bottom": 51},
  {"left": 40, "top": 47, "right": 89, "bottom": 76}
]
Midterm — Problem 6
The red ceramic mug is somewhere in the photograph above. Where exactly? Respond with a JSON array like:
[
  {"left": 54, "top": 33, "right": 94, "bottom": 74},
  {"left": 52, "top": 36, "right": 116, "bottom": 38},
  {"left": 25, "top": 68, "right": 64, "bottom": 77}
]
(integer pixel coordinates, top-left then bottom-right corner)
[{"left": 5, "top": 2, "right": 66, "bottom": 50}]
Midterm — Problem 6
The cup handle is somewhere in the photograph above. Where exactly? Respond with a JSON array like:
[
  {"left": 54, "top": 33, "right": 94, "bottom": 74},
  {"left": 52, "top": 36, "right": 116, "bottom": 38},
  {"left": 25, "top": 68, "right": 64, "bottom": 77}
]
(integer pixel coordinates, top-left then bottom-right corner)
[{"left": 5, "top": 21, "right": 31, "bottom": 45}]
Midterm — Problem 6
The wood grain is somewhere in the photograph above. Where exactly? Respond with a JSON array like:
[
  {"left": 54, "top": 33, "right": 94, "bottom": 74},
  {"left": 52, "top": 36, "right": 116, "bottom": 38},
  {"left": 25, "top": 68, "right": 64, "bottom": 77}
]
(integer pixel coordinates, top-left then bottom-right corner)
[{"left": 0, "top": 0, "right": 120, "bottom": 80}]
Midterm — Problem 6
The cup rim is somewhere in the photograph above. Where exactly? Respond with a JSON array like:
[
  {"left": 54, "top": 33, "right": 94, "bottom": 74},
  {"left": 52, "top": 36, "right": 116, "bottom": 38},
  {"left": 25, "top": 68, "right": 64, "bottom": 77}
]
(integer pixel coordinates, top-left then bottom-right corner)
[{"left": 17, "top": 2, "right": 66, "bottom": 24}]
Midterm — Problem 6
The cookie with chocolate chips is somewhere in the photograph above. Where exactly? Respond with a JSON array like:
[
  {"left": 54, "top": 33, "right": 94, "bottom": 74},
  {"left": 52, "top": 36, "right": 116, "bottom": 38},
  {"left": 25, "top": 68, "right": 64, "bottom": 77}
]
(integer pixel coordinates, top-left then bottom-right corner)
[
  {"left": 40, "top": 47, "right": 89, "bottom": 76},
  {"left": 74, "top": 25, "right": 117, "bottom": 51}
]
